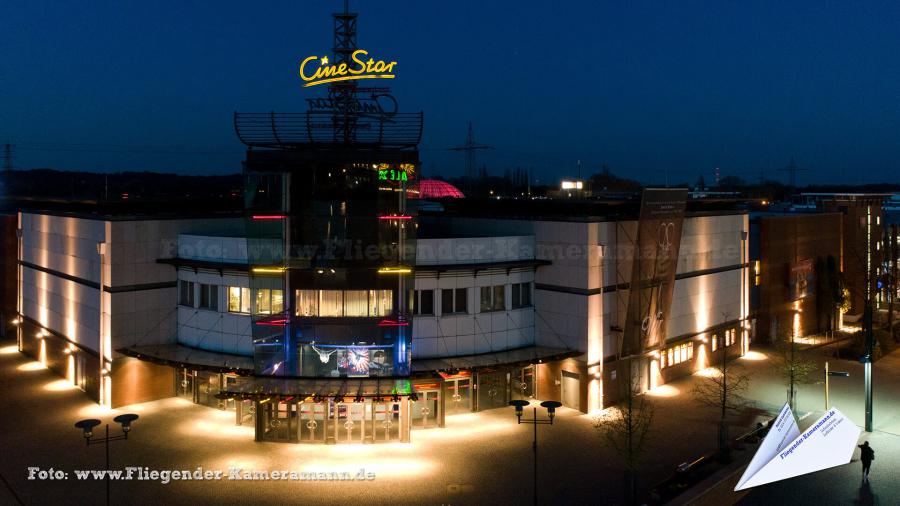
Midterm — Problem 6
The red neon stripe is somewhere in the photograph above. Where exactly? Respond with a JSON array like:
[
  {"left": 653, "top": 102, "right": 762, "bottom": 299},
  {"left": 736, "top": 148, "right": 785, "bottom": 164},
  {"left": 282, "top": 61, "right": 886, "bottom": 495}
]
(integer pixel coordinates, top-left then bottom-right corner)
[
  {"left": 377, "top": 319, "right": 410, "bottom": 327},
  {"left": 252, "top": 215, "right": 287, "bottom": 220},
  {"left": 256, "top": 319, "right": 288, "bottom": 327},
  {"left": 378, "top": 215, "right": 412, "bottom": 220}
]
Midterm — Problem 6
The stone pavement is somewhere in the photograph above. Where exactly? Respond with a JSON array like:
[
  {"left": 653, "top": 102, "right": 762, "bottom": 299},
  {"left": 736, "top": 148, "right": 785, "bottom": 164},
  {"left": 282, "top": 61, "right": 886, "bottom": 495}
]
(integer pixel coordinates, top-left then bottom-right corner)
[{"left": 2, "top": 337, "right": 897, "bottom": 506}]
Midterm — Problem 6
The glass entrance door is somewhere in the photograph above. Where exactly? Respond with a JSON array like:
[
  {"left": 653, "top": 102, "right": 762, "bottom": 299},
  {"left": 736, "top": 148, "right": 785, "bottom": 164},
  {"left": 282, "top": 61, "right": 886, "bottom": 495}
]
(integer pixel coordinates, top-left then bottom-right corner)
[
  {"left": 445, "top": 378, "right": 472, "bottom": 416},
  {"left": 260, "top": 400, "right": 297, "bottom": 442},
  {"left": 177, "top": 369, "right": 194, "bottom": 400},
  {"left": 512, "top": 366, "right": 535, "bottom": 400},
  {"left": 299, "top": 402, "right": 327, "bottom": 443},
  {"left": 333, "top": 402, "right": 366, "bottom": 443},
  {"left": 372, "top": 402, "right": 401, "bottom": 442},
  {"left": 411, "top": 390, "right": 439, "bottom": 429}
]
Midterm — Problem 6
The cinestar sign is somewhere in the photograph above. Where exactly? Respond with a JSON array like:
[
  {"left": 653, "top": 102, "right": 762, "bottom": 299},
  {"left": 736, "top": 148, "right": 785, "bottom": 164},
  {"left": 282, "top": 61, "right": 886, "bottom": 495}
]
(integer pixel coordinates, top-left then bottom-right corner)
[
  {"left": 735, "top": 403, "right": 860, "bottom": 490},
  {"left": 299, "top": 50, "right": 397, "bottom": 87}
]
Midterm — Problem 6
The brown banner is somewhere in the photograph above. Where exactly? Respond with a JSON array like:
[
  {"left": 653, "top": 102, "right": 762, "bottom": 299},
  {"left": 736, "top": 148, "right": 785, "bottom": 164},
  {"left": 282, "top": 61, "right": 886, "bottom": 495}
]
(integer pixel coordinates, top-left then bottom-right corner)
[{"left": 622, "top": 188, "right": 688, "bottom": 356}]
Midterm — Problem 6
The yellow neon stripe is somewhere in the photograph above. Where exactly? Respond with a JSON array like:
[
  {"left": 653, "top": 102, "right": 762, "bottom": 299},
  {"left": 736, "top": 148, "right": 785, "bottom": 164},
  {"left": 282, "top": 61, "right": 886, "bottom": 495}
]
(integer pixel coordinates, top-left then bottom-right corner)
[
  {"left": 378, "top": 267, "right": 412, "bottom": 274},
  {"left": 303, "top": 74, "right": 396, "bottom": 88},
  {"left": 251, "top": 267, "right": 286, "bottom": 274}
]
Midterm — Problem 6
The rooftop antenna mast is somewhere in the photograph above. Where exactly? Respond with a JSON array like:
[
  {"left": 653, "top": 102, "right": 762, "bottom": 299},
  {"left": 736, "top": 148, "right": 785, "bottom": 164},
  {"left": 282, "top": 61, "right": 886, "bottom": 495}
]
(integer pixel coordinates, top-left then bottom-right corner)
[
  {"left": 331, "top": 0, "right": 359, "bottom": 143},
  {"left": 779, "top": 157, "right": 806, "bottom": 188},
  {"left": 448, "top": 121, "right": 493, "bottom": 189}
]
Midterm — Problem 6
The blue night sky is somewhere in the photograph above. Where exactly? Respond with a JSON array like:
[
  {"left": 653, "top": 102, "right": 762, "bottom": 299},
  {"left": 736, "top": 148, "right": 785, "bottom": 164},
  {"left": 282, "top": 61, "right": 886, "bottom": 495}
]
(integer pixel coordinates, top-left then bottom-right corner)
[{"left": 3, "top": 0, "right": 900, "bottom": 185}]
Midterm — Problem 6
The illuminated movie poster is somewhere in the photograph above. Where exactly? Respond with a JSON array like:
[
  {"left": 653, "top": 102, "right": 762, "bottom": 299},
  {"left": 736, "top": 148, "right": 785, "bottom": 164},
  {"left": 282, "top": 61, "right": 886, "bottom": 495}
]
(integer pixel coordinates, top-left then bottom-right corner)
[
  {"left": 347, "top": 347, "right": 370, "bottom": 376},
  {"left": 621, "top": 188, "right": 688, "bottom": 356}
]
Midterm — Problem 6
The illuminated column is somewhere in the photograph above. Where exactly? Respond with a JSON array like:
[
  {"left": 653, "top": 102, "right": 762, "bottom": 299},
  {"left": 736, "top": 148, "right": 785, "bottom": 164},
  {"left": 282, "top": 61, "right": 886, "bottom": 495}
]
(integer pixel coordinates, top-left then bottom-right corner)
[
  {"left": 16, "top": 214, "right": 23, "bottom": 351},
  {"left": 98, "top": 241, "right": 112, "bottom": 408},
  {"left": 587, "top": 244, "right": 604, "bottom": 412},
  {"left": 741, "top": 226, "right": 749, "bottom": 355}
]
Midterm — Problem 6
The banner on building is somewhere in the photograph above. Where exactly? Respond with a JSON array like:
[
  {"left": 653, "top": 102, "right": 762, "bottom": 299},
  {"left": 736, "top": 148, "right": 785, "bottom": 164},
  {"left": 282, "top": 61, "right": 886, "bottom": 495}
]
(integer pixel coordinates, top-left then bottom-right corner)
[
  {"left": 788, "top": 258, "right": 815, "bottom": 301},
  {"left": 621, "top": 188, "right": 688, "bottom": 356}
]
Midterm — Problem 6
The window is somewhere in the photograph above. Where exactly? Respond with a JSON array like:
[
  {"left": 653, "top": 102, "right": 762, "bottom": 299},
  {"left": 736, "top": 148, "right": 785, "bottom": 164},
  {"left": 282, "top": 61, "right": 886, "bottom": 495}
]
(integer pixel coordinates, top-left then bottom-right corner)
[
  {"left": 660, "top": 342, "right": 694, "bottom": 369},
  {"left": 252, "top": 288, "right": 284, "bottom": 315},
  {"left": 272, "top": 290, "right": 284, "bottom": 314},
  {"left": 256, "top": 288, "right": 271, "bottom": 314},
  {"left": 725, "top": 329, "right": 736, "bottom": 347},
  {"left": 441, "top": 288, "right": 467, "bottom": 315},
  {"left": 198, "top": 284, "right": 218, "bottom": 311},
  {"left": 227, "top": 286, "right": 250, "bottom": 313},
  {"left": 369, "top": 289, "right": 392, "bottom": 317},
  {"left": 296, "top": 289, "right": 317, "bottom": 316},
  {"left": 344, "top": 290, "right": 368, "bottom": 317},
  {"left": 455, "top": 287, "right": 467, "bottom": 314},
  {"left": 512, "top": 282, "right": 532, "bottom": 309},
  {"left": 179, "top": 280, "right": 195, "bottom": 307},
  {"left": 480, "top": 285, "right": 506, "bottom": 312},
  {"left": 713, "top": 329, "right": 737, "bottom": 352},
  {"left": 480, "top": 287, "right": 492, "bottom": 312},
  {"left": 493, "top": 285, "right": 506, "bottom": 311},
  {"left": 319, "top": 290, "right": 343, "bottom": 317},
  {"left": 413, "top": 289, "right": 434, "bottom": 315}
]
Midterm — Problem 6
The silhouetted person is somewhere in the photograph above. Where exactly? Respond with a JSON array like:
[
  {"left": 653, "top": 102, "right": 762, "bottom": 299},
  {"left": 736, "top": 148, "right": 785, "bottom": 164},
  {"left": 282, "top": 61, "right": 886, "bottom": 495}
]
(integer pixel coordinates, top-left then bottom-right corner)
[{"left": 858, "top": 441, "right": 874, "bottom": 481}]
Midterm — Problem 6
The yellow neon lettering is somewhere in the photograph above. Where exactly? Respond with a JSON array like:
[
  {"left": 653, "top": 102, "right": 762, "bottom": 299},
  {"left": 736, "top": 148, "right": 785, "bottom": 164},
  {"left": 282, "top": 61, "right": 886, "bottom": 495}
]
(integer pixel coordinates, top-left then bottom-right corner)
[
  {"left": 299, "top": 49, "right": 397, "bottom": 87},
  {"left": 299, "top": 56, "right": 319, "bottom": 81},
  {"left": 350, "top": 49, "right": 368, "bottom": 74}
]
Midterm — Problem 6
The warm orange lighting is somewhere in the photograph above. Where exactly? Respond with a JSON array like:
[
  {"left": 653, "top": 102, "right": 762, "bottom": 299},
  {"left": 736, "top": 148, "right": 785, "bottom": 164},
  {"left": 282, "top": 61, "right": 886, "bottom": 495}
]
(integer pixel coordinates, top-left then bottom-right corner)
[
  {"left": 694, "top": 343, "right": 708, "bottom": 371},
  {"left": 67, "top": 354, "right": 76, "bottom": 383},
  {"left": 695, "top": 367, "right": 721, "bottom": 378},
  {"left": 0, "top": 345, "right": 18, "bottom": 355},
  {"left": 645, "top": 384, "right": 680, "bottom": 397},
  {"left": 18, "top": 361, "right": 46, "bottom": 371},
  {"left": 45, "top": 379, "right": 77, "bottom": 392},
  {"left": 740, "top": 351, "right": 768, "bottom": 361}
]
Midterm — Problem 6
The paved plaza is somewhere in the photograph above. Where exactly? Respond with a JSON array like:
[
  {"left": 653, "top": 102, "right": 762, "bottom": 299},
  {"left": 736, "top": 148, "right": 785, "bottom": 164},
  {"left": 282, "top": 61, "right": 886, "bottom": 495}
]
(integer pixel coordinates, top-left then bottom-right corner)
[{"left": 2, "top": 338, "right": 900, "bottom": 505}]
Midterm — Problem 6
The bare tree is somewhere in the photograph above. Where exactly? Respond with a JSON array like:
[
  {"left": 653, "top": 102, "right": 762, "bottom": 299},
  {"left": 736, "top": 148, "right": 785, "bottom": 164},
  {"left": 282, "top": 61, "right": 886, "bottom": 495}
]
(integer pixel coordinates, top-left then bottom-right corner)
[
  {"left": 773, "top": 337, "right": 818, "bottom": 412},
  {"left": 692, "top": 320, "right": 751, "bottom": 461},
  {"left": 594, "top": 370, "right": 655, "bottom": 505}
]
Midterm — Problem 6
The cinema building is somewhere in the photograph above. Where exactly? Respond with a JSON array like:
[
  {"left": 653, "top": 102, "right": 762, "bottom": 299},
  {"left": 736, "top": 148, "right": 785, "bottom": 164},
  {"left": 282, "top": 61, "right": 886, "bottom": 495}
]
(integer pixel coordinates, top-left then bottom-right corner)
[{"left": 14, "top": 187, "right": 750, "bottom": 442}]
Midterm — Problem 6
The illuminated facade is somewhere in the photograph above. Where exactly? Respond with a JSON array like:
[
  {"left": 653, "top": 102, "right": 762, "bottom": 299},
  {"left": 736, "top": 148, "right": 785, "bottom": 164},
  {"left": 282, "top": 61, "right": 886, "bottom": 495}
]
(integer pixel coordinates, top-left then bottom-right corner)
[{"left": 14, "top": 198, "right": 751, "bottom": 442}]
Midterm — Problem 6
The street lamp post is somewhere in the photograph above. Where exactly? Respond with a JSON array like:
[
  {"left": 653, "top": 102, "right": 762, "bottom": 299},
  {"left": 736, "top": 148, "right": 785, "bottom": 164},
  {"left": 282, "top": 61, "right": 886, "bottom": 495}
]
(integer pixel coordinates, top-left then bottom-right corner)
[
  {"left": 823, "top": 361, "right": 850, "bottom": 410},
  {"left": 74, "top": 414, "right": 139, "bottom": 506},
  {"left": 862, "top": 304, "right": 874, "bottom": 432},
  {"left": 509, "top": 399, "right": 562, "bottom": 506}
]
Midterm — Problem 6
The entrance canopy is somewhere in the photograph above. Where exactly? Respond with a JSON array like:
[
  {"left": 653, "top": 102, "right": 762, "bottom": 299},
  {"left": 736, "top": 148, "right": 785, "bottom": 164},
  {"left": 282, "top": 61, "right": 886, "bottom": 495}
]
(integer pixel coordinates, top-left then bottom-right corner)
[
  {"left": 411, "top": 345, "right": 581, "bottom": 373},
  {"left": 118, "top": 344, "right": 255, "bottom": 375},
  {"left": 219, "top": 376, "right": 415, "bottom": 401}
]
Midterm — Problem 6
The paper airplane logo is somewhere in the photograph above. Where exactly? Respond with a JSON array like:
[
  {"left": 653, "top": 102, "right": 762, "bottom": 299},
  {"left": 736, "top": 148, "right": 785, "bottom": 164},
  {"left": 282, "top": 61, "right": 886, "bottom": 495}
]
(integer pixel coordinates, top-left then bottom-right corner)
[{"left": 735, "top": 403, "right": 861, "bottom": 490}]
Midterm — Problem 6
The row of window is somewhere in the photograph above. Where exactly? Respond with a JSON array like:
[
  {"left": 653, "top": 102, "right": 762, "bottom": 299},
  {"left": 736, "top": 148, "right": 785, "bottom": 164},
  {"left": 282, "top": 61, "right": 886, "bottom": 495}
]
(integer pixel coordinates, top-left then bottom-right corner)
[
  {"left": 415, "top": 282, "right": 533, "bottom": 316},
  {"left": 712, "top": 329, "right": 737, "bottom": 352},
  {"left": 178, "top": 280, "right": 533, "bottom": 317},
  {"left": 178, "top": 281, "right": 284, "bottom": 315},
  {"left": 296, "top": 289, "right": 393, "bottom": 317},
  {"left": 660, "top": 328, "right": 738, "bottom": 369},
  {"left": 661, "top": 342, "right": 693, "bottom": 369}
]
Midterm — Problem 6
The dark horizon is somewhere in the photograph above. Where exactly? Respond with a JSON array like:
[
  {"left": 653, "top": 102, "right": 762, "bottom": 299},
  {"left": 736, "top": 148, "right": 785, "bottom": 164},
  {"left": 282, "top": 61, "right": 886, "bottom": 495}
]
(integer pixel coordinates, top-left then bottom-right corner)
[{"left": 4, "top": 1, "right": 900, "bottom": 185}]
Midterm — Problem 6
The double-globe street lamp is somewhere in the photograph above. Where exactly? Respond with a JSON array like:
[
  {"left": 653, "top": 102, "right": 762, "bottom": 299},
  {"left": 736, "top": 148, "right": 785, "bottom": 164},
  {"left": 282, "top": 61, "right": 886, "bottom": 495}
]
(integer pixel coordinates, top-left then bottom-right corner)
[
  {"left": 74, "top": 414, "right": 139, "bottom": 506},
  {"left": 509, "top": 399, "right": 562, "bottom": 506}
]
